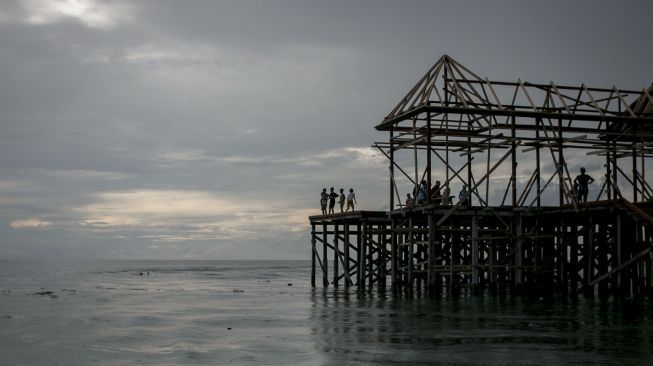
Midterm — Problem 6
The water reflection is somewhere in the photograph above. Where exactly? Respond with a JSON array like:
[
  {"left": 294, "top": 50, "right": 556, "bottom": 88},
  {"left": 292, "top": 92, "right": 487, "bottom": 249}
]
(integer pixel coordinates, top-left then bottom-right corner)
[{"left": 310, "top": 289, "right": 653, "bottom": 365}]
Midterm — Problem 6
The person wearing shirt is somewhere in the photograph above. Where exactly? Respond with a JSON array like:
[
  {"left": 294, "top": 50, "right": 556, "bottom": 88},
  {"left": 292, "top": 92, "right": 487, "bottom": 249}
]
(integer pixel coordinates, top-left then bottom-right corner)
[{"left": 346, "top": 188, "right": 357, "bottom": 211}]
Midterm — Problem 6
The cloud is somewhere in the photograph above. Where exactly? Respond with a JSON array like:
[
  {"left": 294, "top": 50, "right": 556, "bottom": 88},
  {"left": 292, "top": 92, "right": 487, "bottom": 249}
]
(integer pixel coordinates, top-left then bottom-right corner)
[
  {"left": 22, "top": 0, "right": 133, "bottom": 29},
  {"left": 10, "top": 217, "right": 52, "bottom": 228},
  {"left": 72, "top": 189, "right": 311, "bottom": 242}
]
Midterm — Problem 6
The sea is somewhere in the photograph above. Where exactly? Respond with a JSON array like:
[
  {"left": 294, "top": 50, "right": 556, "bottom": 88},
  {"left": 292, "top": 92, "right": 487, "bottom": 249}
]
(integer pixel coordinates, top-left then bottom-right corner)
[{"left": 1, "top": 260, "right": 652, "bottom": 366}]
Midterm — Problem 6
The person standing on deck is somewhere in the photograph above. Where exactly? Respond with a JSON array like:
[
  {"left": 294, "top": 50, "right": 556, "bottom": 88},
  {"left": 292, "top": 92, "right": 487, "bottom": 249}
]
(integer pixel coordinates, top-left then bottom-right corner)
[
  {"left": 320, "top": 188, "right": 328, "bottom": 215},
  {"left": 346, "top": 188, "right": 357, "bottom": 211},
  {"left": 459, "top": 185, "right": 468, "bottom": 206},
  {"left": 417, "top": 180, "right": 427, "bottom": 205},
  {"left": 442, "top": 184, "right": 451, "bottom": 205},
  {"left": 574, "top": 167, "right": 595, "bottom": 203},
  {"left": 328, "top": 187, "right": 338, "bottom": 214},
  {"left": 338, "top": 188, "right": 346, "bottom": 213},
  {"left": 405, "top": 193, "right": 413, "bottom": 208},
  {"left": 431, "top": 180, "right": 442, "bottom": 205}
]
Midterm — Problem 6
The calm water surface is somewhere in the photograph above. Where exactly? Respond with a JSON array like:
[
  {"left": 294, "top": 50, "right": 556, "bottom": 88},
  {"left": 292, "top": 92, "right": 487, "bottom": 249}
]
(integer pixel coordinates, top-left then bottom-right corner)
[{"left": 0, "top": 260, "right": 651, "bottom": 365}]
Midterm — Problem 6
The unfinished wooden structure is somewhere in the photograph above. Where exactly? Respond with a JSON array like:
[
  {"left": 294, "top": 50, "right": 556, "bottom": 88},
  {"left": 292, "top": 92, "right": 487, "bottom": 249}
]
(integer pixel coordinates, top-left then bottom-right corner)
[{"left": 310, "top": 55, "right": 653, "bottom": 298}]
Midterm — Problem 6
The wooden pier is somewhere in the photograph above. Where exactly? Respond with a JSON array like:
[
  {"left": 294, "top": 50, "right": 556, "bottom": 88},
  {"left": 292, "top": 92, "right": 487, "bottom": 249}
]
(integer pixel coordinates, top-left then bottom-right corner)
[
  {"left": 311, "top": 200, "right": 653, "bottom": 298},
  {"left": 310, "top": 55, "right": 653, "bottom": 298}
]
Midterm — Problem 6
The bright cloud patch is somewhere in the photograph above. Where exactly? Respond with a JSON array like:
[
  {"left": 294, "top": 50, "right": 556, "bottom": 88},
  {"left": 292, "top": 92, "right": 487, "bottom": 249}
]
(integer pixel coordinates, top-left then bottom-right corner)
[
  {"left": 10, "top": 218, "right": 52, "bottom": 229},
  {"left": 23, "top": 0, "right": 132, "bottom": 29},
  {"left": 74, "top": 190, "right": 310, "bottom": 241}
]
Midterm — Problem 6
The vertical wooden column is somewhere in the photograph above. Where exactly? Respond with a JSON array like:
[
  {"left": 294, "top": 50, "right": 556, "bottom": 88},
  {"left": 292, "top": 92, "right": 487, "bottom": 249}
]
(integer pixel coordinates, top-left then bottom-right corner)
[
  {"left": 360, "top": 222, "right": 367, "bottom": 289},
  {"left": 598, "top": 223, "right": 609, "bottom": 298},
  {"left": 612, "top": 141, "right": 618, "bottom": 198},
  {"left": 616, "top": 213, "right": 623, "bottom": 295},
  {"left": 407, "top": 217, "right": 414, "bottom": 292},
  {"left": 333, "top": 224, "right": 339, "bottom": 287},
  {"left": 355, "top": 224, "right": 361, "bottom": 285},
  {"left": 569, "top": 223, "right": 578, "bottom": 294},
  {"left": 311, "top": 223, "right": 316, "bottom": 287},
  {"left": 633, "top": 146, "right": 638, "bottom": 203},
  {"left": 427, "top": 114, "right": 432, "bottom": 205},
  {"left": 378, "top": 224, "right": 385, "bottom": 291},
  {"left": 606, "top": 142, "right": 612, "bottom": 200},
  {"left": 558, "top": 118, "right": 564, "bottom": 206},
  {"left": 489, "top": 234, "right": 496, "bottom": 290},
  {"left": 344, "top": 223, "right": 351, "bottom": 287},
  {"left": 391, "top": 218, "right": 398, "bottom": 292},
  {"left": 536, "top": 118, "right": 541, "bottom": 207},
  {"left": 511, "top": 116, "right": 517, "bottom": 207},
  {"left": 428, "top": 214, "right": 437, "bottom": 295},
  {"left": 584, "top": 217, "right": 593, "bottom": 297},
  {"left": 322, "top": 223, "right": 328, "bottom": 287},
  {"left": 471, "top": 215, "right": 479, "bottom": 289},
  {"left": 515, "top": 214, "right": 523, "bottom": 287},
  {"left": 390, "top": 129, "right": 395, "bottom": 210}
]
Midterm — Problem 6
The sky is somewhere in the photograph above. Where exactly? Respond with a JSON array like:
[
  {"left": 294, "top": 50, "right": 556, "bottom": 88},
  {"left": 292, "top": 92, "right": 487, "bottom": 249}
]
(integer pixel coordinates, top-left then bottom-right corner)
[{"left": 1, "top": 0, "right": 652, "bottom": 260}]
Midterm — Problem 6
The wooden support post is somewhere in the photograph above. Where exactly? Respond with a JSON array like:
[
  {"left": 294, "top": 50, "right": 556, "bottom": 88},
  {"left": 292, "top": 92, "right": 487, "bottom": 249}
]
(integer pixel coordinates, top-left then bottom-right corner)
[
  {"left": 333, "top": 224, "right": 339, "bottom": 287},
  {"left": 489, "top": 235, "right": 496, "bottom": 291},
  {"left": 356, "top": 223, "right": 362, "bottom": 286},
  {"left": 570, "top": 224, "right": 578, "bottom": 294},
  {"left": 584, "top": 217, "right": 593, "bottom": 297},
  {"left": 515, "top": 213, "right": 523, "bottom": 288},
  {"left": 558, "top": 118, "right": 564, "bottom": 206},
  {"left": 536, "top": 118, "right": 541, "bottom": 207},
  {"left": 391, "top": 218, "right": 398, "bottom": 292},
  {"left": 390, "top": 129, "right": 395, "bottom": 210},
  {"left": 360, "top": 222, "right": 367, "bottom": 289},
  {"left": 408, "top": 217, "right": 414, "bottom": 293},
  {"left": 472, "top": 215, "right": 479, "bottom": 290},
  {"left": 344, "top": 223, "right": 351, "bottom": 287},
  {"left": 322, "top": 223, "right": 328, "bottom": 287},
  {"left": 468, "top": 118, "right": 473, "bottom": 206},
  {"left": 633, "top": 146, "right": 638, "bottom": 203},
  {"left": 427, "top": 114, "right": 432, "bottom": 205},
  {"left": 428, "top": 214, "right": 437, "bottom": 296},
  {"left": 311, "top": 223, "right": 316, "bottom": 287},
  {"left": 616, "top": 213, "right": 623, "bottom": 295},
  {"left": 511, "top": 116, "right": 517, "bottom": 207},
  {"left": 378, "top": 225, "right": 384, "bottom": 291},
  {"left": 612, "top": 141, "right": 618, "bottom": 199}
]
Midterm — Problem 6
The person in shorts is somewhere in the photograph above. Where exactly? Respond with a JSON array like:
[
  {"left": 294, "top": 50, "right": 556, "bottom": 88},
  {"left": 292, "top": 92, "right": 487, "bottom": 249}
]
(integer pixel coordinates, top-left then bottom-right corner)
[{"left": 346, "top": 188, "right": 357, "bottom": 211}]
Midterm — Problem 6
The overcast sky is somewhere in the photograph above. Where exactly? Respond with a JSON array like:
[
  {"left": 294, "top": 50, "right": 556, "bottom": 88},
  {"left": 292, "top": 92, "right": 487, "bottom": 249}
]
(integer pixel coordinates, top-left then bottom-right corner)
[{"left": 1, "top": 0, "right": 651, "bottom": 260}]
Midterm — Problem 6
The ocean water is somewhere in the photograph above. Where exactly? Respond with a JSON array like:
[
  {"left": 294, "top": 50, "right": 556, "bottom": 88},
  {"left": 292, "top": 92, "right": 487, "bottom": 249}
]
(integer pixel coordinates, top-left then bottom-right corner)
[{"left": 1, "top": 260, "right": 652, "bottom": 365}]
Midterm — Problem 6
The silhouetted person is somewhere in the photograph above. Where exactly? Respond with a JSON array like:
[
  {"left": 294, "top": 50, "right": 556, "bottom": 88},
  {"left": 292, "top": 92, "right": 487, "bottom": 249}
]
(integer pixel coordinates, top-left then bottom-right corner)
[
  {"left": 338, "top": 188, "right": 346, "bottom": 212},
  {"left": 431, "top": 180, "right": 442, "bottom": 204},
  {"left": 459, "top": 185, "right": 468, "bottom": 206},
  {"left": 320, "top": 188, "right": 328, "bottom": 215},
  {"left": 328, "top": 187, "right": 338, "bottom": 214},
  {"left": 574, "top": 167, "right": 595, "bottom": 203},
  {"left": 346, "top": 188, "right": 357, "bottom": 211},
  {"left": 405, "top": 193, "right": 413, "bottom": 208},
  {"left": 417, "top": 180, "right": 427, "bottom": 205},
  {"left": 442, "top": 184, "right": 451, "bottom": 205}
]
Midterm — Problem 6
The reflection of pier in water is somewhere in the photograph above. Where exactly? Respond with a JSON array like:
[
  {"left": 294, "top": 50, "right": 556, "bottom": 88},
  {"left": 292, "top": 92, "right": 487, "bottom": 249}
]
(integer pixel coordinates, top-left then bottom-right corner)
[
  {"left": 309, "top": 290, "right": 653, "bottom": 363},
  {"left": 309, "top": 55, "right": 653, "bottom": 299}
]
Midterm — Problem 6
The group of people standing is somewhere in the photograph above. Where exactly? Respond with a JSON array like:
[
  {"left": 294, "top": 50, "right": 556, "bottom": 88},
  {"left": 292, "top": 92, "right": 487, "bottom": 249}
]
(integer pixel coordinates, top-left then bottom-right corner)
[
  {"left": 320, "top": 187, "right": 357, "bottom": 215},
  {"left": 404, "top": 180, "right": 468, "bottom": 208},
  {"left": 402, "top": 167, "right": 595, "bottom": 208}
]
